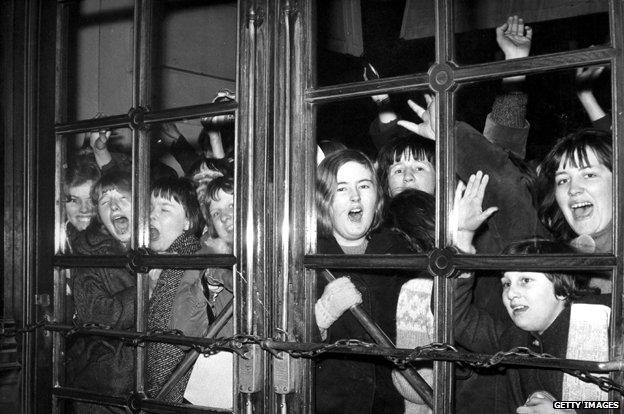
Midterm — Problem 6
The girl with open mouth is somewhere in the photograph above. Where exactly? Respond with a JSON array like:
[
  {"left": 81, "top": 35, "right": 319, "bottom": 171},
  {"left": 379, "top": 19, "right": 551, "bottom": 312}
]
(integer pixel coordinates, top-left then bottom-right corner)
[
  {"left": 66, "top": 170, "right": 136, "bottom": 414},
  {"left": 145, "top": 176, "right": 209, "bottom": 403},
  {"left": 536, "top": 129, "right": 613, "bottom": 295},
  {"left": 314, "top": 149, "right": 413, "bottom": 414},
  {"left": 537, "top": 129, "right": 613, "bottom": 254}
]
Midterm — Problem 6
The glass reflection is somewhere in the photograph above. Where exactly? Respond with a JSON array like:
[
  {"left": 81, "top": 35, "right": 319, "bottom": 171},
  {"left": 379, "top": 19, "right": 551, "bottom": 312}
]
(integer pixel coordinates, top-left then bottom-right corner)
[
  {"left": 316, "top": 0, "right": 434, "bottom": 86},
  {"left": 151, "top": 1, "right": 237, "bottom": 111},
  {"left": 66, "top": 0, "right": 134, "bottom": 122}
]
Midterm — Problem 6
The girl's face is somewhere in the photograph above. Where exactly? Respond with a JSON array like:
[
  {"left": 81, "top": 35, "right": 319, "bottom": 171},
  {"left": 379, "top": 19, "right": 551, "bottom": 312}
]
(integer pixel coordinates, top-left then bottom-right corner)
[
  {"left": 149, "top": 195, "right": 189, "bottom": 252},
  {"left": 66, "top": 180, "right": 95, "bottom": 231},
  {"left": 387, "top": 152, "right": 435, "bottom": 197},
  {"left": 98, "top": 187, "right": 132, "bottom": 246},
  {"left": 554, "top": 148, "right": 612, "bottom": 238},
  {"left": 329, "top": 161, "right": 378, "bottom": 246},
  {"left": 501, "top": 271, "right": 566, "bottom": 334},
  {"left": 209, "top": 189, "right": 234, "bottom": 245}
]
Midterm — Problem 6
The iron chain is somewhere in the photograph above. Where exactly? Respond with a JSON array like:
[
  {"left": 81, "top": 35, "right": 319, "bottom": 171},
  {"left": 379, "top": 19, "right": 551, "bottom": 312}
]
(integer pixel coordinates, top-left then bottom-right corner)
[
  {"left": 0, "top": 319, "right": 48, "bottom": 339},
  {"left": 1, "top": 321, "right": 622, "bottom": 395}
]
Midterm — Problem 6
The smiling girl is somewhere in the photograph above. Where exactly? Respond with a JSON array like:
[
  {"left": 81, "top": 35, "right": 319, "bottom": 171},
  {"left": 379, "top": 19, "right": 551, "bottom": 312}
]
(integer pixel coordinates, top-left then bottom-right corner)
[
  {"left": 537, "top": 129, "right": 613, "bottom": 253},
  {"left": 451, "top": 174, "right": 610, "bottom": 413}
]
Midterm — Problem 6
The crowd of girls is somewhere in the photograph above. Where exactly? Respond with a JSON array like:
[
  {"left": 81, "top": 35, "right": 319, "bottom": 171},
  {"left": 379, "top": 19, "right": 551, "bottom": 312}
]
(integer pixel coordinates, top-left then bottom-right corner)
[
  {"left": 58, "top": 15, "right": 615, "bottom": 414},
  {"left": 62, "top": 91, "right": 237, "bottom": 413},
  {"left": 312, "top": 15, "right": 613, "bottom": 414}
]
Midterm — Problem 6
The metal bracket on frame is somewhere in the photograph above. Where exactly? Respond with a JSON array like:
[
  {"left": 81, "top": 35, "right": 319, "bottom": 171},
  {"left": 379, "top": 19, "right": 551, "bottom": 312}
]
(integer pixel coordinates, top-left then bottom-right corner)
[
  {"left": 238, "top": 343, "right": 263, "bottom": 393},
  {"left": 246, "top": 6, "right": 265, "bottom": 29},
  {"left": 272, "top": 351, "right": 299, "bottom": 394}
]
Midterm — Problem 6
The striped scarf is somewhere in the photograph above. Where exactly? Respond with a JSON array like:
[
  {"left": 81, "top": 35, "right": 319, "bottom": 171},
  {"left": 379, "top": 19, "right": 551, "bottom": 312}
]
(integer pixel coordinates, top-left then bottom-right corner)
[{"left": 145, "top": 232, "right": 201, "bottom": 402}]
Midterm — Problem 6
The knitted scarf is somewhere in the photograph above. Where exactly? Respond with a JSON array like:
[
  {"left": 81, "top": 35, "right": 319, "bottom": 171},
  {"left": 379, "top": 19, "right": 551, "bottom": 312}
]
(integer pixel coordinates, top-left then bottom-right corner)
[
  {"left": 562, "top": 303, "right": 610, "bottom": 401},
  {"left": 145, "top": 232, "right": 201, "bottom": 402},
  {"left": 392, "top": 277, "right": 435, "bottom": 414}
]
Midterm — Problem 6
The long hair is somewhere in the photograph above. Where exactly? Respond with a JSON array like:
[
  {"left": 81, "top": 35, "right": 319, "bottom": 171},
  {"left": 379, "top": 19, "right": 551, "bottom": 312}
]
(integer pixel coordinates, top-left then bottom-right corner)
[
  {"left": 316, "top": 149, "right": 384, "bottom": 238},
  {"left": 535, "top": 129, "right": 612, "bottom": 240},
  {"left": 376, "top": 135, "right": 435, "bottom": 197},
  {"left": 502, "top": 238, "right": 600, "bottom": 304},
  {"left": 151, "top": 176, "right": 205, "bottom": 238}
]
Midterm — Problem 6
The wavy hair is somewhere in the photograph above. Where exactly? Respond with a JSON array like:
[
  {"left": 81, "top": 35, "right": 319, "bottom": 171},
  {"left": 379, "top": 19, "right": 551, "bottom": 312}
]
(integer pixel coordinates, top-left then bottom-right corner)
[{"left": 316, "top": 149, "right": 384, "bottom": 238}]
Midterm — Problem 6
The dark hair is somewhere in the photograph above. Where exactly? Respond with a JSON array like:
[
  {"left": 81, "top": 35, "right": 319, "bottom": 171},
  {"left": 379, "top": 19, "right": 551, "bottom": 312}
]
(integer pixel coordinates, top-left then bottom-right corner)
[
  {"left": 376, "top": 135, "right": 436, "bottom": 197},
  {"left": 316, "top": 149, "right": 384, "bottom": 238},
  {"left": 200, "top": 176, "right": 235, "bottom": 238},
  {"left": 502, "top": 238, "right": 600, "bottom": 304},
  {"left": 318, "top": 140, "right": 347, "bottom": 158},
  {"left": 151, "top": 176, "right": 205, "bottom": 237},
  {"left": 91, "top": 170, "right": 132, "bottom": 204},
  {"left": 536, "top": 129, "right": 612, "bottom": 240},
  {"left": 63, "top": 160, "right": 100, "bottom": 198},
  {"left": 386, "top": 189, "right": 435, "bottom": 253}
]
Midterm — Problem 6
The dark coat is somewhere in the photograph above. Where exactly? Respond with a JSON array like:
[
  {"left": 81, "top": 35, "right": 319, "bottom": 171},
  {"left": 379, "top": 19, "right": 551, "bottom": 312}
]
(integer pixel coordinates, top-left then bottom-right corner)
[
  {"left": 455, "top": 121, "right": 550, "bottom": 317},
  {"left": 314, "top": 227, "right": 411, "bottom": 414},
  {"left": 453, "top": 276, "right": 610, "bottom": 413},
  {"left": 66, "top": 221, "right": 136, "bottom": 408},
  {"left": 453, "top": 122, "right": 552, "bottom": 411}
]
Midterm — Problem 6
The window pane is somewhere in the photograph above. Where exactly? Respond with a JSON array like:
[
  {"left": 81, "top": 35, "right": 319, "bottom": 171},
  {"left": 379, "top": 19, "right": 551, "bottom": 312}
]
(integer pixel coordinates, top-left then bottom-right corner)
[
  {"left": 315, "top": 97, "right": 434, "bottom": 411},
  {"left": 316, "top": 0, "right": 434, "bottom": 87},
  {"left": 146, "top": 265, "right": 234, "bottom": 407},
  {"left": 452, "top": 267, "right": 612, "bottom": 411},
  {"left": 146, "top": 115, "right": 235, "bottom": 256},
  {"left": 65, "top": 0, "right": 135, "bottom": 122},
  {"left": 150, "top": 1, "right": 237, "bottom": 111},
  {"left": 61, "top": 128, "right": 134, "bottom": 255},
  {"left": 453, "top": 66, "right": 613, "bottom": 257},
  {"left": 452, "top": 1, "right": 609, "bottom": 65}
]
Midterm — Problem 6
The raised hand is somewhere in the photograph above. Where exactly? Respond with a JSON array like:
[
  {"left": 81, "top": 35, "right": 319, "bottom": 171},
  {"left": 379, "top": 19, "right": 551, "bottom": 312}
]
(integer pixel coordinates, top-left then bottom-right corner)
[
  {"left": 497, "top": 15, "right": 533, "bottom": 60},
  {"left": 88, "top": 129, "right": 111, "bottom": 151},
  {"left": 575, "top": 66, "right": 607, "bottom": 122},
  {"left": 397, "top": 94, "right": 436, "bottom": 140},
  {"left": 575, "top": 66, "right": 605, "bottom": 92},
  {"left": 87, "top": 129, "right": 114, "bottom": 168},
  {"left": 451, "top": 171, "right": 498, "bottom": 253}
]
